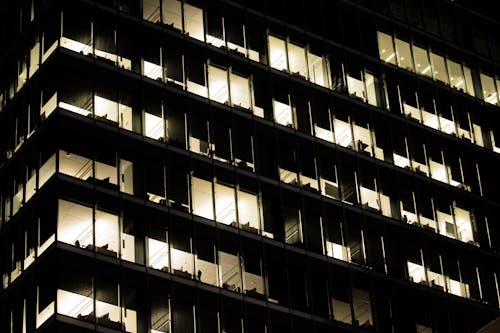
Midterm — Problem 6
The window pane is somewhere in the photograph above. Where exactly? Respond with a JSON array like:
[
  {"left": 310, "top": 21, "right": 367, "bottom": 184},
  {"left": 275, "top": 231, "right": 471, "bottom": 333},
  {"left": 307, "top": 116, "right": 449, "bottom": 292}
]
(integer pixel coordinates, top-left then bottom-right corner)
[
  {"left": 307, "top": 52, "right": 329, "bottom": 87},
  {"left": 229, "top": 72, "right": 250, "bottom": 109},
  {"left": 412, "top": 45, "right": 431, "bottom": 77},
  {"left": 447, "top": 59, "right": 465, "bottom": 91},
  {"left": 430, "top": 52, "right": 448, "bottom": 84},
  {"left": 58, "top": 199, "right": 93, "bottom": 247},
  {"left": 480, "top": 73, "right": 497, "bottom": 104},
  {"left": 377, "top": 32, "right": 396, "bottom": 64},
  {"left": 143, "top": 0, "right": 160, "bottom": 23},
  {"left": 162, "top": 0, "right": 182, "bottom": 30},
  {"left": 59, "top": 150, "right": 92, "bottom": 180},
  {"left": 95, "top": 209, "right": 119, "bottom": 257},
  {"left": 214, "top": 182, "right": 236, "bottom": 225},
  {"left": 395, "top": 38, "right": 413, "bottom": 71},
  {"left": 208, "top": 65, "right": 229, "bottom": 104},
  {"left": 463, "top": 65, "right": 475, "bottom": 97},
  {"left": 273, "top": 99, "right": 293, "bottom": 127},
  {"left": 184, "top": 3, "right": 204, "bottom": 41},
  {"left": 191, "top": 177, "right": 214, "bottom": 220},
  {"left": 268, "top": 35, "right": 287, "bottom": 70},
  {"left": 287, "top": 42, "right": 307, "bottom": 78}
]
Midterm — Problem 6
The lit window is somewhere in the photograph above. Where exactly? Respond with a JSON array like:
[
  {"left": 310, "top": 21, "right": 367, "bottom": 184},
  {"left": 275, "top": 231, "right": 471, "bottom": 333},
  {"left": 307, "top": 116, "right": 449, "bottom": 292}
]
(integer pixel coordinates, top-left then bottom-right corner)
[
  {"left": 377, "top": 32, "right": 396, "bottom": 64},
  {"left": 162, "top": 0, "right": 182, "bottom": 30},
  {"left": 412, "top": 45, "right": 431, "bottom": 77},
  {"left": 480, "top": 73, "right": 497, "bottom": 104},
  {"left": 447, "top": 59, "right": 465, "bottom": 91},
  {"left": 287, "top": 42, "right": 307, "bottom": 78},
  {"left": 184, "top": 3, "right": 204, "bottom": 41},
  {"left": 430, "top": 51, "right": 448, "bottom": 84},
  {"left": 191, "top": 176, "right": 214, "bottom": 220},
  {"left": 143, "top": 0, "right": 161, "bottom": 23},
  {"left": 273, "top": 99, "right": 294, "bottom": 127},
  {"left": 395, "top": 37, "right": 413, "bottom": 71},
  {"left": 268, "top": 35, "right": 288, "bottom": 71},
  {"left": 208, "top": 65, "right": 229, "bottom": 104}
]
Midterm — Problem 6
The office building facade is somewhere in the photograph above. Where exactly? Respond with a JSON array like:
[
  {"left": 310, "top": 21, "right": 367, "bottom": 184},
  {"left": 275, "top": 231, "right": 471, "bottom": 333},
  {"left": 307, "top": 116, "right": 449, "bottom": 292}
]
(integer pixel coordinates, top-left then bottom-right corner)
[{"left": 1, "top": 0, "right": 499, "bottom": 332}]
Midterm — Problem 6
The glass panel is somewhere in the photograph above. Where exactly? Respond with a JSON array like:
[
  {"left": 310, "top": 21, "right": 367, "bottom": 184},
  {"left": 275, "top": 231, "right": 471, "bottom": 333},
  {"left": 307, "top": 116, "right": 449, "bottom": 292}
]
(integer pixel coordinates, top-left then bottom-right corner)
[
  {"left": 120, "top": 159, "right": 134, "bottom": 195},
  {"left": 430, "top": 52, "right": 448, "bottom": 84},
  {"left": 364, "top": 72, "right": 378, "bottom": 106},
  {"left": 412, "top": 45, "right": 431, "bottom": 77},
  {"left": 95, "top": 210, "right": 119, "bottom": 257},
  {"left": 268, "top": 35, "right": 288, "bottom": 71},
  {"left": 143, "top": 0, "right": 161, "bottom": 23},
  {"left": 359, "top": 186, "right": 379, "bottom": 211},
  {"left": 208, "top": 65, "right": 229, "bottom": 104},
  {"left": 26, "top": 170, "right": 37, "bottom": 202},
  {"left": 29, "top": 41, "right": 40, "bottom": 77},
  {"left": 39, "top": 153, "right": 56, "bottom": 187},
  {"left": 148, "top": 238, "right": 169, "bottom": 271},
  {"left": 308, "top": 52, "right": 329, "bottom": 87},
  {"left": 95, "top": 96, "right": 119, "bottom": 123},
  {"left": 41, "top": 92, "right": 57, "bottom": 119},
  {"left": 408, "top": 261, "right": 426, "bottom": 283},
  {"left": 57, "top": 288, "right": 93, "bottom": 319},
  {"left": 229, "top": 72, "right": 250, "bottom": 109},
  {"left": 447, "top": 59, "right": 465, "bottom": 91},
  {"left": 353, "top": 124, "right": 372, "bottom": 156},
  {"left": 377, "top": 32, "right": 396, "bottom": 64},
  {"left": 333, "top": 119, "right": 353, "bottom": 148},
  {"left": 287, "top": 42, "right": 307, "bottom": 78},
  {"left": 171, "top": 248, "right": 194, "bottom": 277},
  {"left": 145, "top": 112, "right": 165, "bottom": 140},
  {"left": 214, "top": 182, "right": 236, "bottom": 225},
  {"left": 151, "top": 295, "right": 170, "bottom": 333},
  {"left": 463, "top": 65, "right": 475, "bottom": 96},
  {"left": 480, "top": 73, "right": 497, "bottom": 104},
  {"left": 196, "top": 257, "right": 218, "bottom": 286},
  {"left": 191, "top": 177, "right": 214, "bottom": 220},
  {"left": 436, "top": 210, "right": 454, "bottom": 238},
  {"left": 219, "top": 251, "right": 241, "bottom": 292},
  {"left": 273, "top": 100, "right": 293, "bottom": 127},
  {"left": 430, "top": 159, "right": 447, "bottom": 183},
  {"left": 422, "top": 109, "right": 438, "bottom": 130},
  {"left": 346, "top": 74, "right": 365, "bottom": 101},
  {"left": 352, "top": 288, "right": 373, "bottom": 327},
  {"left": 119, "top": 103, "right": 133, "bottom": 130},
  {"left": 59, "top": 150, "right": 92, "bottom": 180},
  {"left": 454, "top": 207, "right": 474, "bottom": 243},
  {"left": 162, "top": 0, "right": 182, "bottom": 30},
  {"left": 95, "top": 283, "right": 121, "bottom": 328},
  {"left": 144, "top": 60, "right": 163, "bottom": 81},
  {"left": 395, "top": 38, "right": 413, "bottom": 71},
  {"left": 237, "top": 189, "right": 260, "bottom": 232},
  {"left": 95, "top": 157, "right": 118, "bottom": 186},
  {"left": 57, "top": 273, "right": 93, "bottom": 320},
  {"left": 184, "top": 3, "right": 204, "bottom": 41},
  {"left": 58, "top": 199, "right": 93, "bottom": 248}
]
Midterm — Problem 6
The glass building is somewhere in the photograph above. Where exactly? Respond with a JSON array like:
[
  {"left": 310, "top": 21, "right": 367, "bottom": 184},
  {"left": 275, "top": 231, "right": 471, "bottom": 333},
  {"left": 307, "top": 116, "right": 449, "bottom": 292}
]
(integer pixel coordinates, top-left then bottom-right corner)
[{"left": 1, "top": 0, "right": 500, "bottom": 332}]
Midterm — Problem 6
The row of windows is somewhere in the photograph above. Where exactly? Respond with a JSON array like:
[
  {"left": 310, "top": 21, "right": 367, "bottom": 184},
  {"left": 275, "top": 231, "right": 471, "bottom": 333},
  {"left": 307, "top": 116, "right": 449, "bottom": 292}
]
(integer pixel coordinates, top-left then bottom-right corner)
[
  {"left": 376, "top": 0, "right": 500, "bottom": 64},
  {"left": 34, "top": 84, "right": 488, "bottom": 195},
  {"left": 5, "top": 0, "right": 500, "bottom": 115},
  {"left": 6, "top": 262, "right": 454, "bottom": 333},
  {"left": 2, "top": 200, "right": 499, "bottom": 333},
  {"left": 12, "top": 0, "right": 500, "bottom": 68},
  {"left": 2, "top": 114, "right": 495, "bottom": 250},
  {"left": 2, "top": 196, "right": 499, "bottom": 331},
  {"left": 4, "top": 39, "right": 499, "bottom": 204},
  {"left": 2, "top": 146, "right": 499, "bottom": 308},
  {"left": 4, "top": 4, "right": 500, "bottom": 170},
  {"left": 378, "top": 31, "right": 500, "bottom": 107}
]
